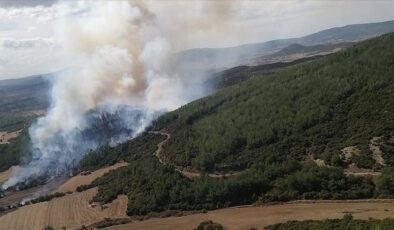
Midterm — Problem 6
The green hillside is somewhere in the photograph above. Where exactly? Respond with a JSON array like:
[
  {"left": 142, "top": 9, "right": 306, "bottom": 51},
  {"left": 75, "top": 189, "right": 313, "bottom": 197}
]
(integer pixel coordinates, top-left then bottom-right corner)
[
  {"left": 0, "top": 115, "right": 32, "bottom": 171},
  {"left": 77, "top": 33, "right": 394, "bottom": 216},
  {"left": 154, "top": 33, "right": 394, "bottom": 172}
]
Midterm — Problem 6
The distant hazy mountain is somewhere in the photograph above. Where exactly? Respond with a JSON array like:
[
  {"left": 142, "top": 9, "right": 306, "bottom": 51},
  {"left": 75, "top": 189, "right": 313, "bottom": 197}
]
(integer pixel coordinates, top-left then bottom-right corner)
[
  {"left": 178, "top": 20, "right": 394, "bottom": 70},
  {"left": 2, "top": 20, "right": 394, "bottom": 115},
  {"left": 0, "top": 74, "right": 52, "bottom": 115}
]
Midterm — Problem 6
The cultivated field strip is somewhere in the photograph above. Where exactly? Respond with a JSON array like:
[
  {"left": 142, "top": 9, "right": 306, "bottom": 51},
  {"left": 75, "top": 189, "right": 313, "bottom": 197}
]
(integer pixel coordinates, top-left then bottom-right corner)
[
  {"left": 0, "top": 188, "right": 128, "bottom": 230},
  {"left": 107, "top": 201, "right": 394, "bottom": 230},
  {"left": 56, "top": 162, "right": 128, "bottom": 193}
]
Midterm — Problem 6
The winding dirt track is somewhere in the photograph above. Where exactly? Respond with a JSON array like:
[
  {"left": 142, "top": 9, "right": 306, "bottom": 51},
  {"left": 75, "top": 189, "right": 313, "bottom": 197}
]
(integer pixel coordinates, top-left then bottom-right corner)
[
  {"left": 149, "top": 131, "right": 241, "bottom": 178},
  {"left": 0, "top": 136, "right": 394, "bottom": 229}
]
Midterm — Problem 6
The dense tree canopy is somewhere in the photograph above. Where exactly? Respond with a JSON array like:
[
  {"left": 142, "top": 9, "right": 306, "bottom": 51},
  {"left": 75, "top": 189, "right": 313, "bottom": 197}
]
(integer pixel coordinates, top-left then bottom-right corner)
[
  {"left": 154, "top": 33, "right": 394, "bottom": 172},
  {"left": 77, "top": 33, "right": 394, "bottom": 216}
]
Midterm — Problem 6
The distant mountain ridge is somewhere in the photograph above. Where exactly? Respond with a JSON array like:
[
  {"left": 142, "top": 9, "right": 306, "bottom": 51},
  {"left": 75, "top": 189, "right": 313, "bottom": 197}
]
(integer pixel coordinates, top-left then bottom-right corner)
[
  {"left": 1, "top": 20, "right": 394, "bottom": 115},
  {"left": 0, "top": 74, "right": 52, "bottom": 115},
  {"left": 179, "top": 20, "right": 394, "bottom": 70}
]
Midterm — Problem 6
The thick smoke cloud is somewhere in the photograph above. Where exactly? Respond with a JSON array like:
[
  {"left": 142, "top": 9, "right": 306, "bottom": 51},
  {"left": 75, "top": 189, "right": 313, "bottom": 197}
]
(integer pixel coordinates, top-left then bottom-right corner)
[{"left": 3, "top": 0, "right": 232, "bottom": 189}]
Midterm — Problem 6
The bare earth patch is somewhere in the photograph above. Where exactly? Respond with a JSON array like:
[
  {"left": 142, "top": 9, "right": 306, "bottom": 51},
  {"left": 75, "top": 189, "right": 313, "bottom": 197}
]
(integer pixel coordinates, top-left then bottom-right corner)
[
  {"left": 341, "top": 146, "right": 360, "bottom": 163},
  {"left": 0, "top": 130, "right": 22, "bottom": 144},
  {"left": 107, "top": 200, "right": 394, "bottom": 230},
  {"left": 56, "top": 162, "right": 128, "bottom": 193},
  {"left": 370, "top": 137, "right": 385, "bottom": 166}
]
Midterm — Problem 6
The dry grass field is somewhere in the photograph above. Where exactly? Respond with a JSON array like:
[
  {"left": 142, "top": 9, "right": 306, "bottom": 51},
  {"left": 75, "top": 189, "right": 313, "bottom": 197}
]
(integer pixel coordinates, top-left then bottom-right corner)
[
  {"left": 107, "top": 200, "right": 394, "bottom": 230},
  {"left": 0, "top": 162, "right": 129, "bottom": 230},
  {"left": 0, "top": 162, "right": 127, "bottom": 208},
  {"left": 0, "top": 166, "right": 18, "bottom": 183},
  {"left": 56, "top": 162, "right": 128, "bottom": 193},
  {"left": 0, "top": 188, "right": 128, "bottom": 230},
  {"left": 3, "top": 195, "right": 394, "bottom": 230}
]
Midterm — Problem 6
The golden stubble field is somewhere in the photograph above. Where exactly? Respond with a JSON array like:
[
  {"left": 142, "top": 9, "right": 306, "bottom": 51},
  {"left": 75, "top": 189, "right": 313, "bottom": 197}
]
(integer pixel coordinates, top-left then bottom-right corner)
[
  {"left": 0, "top": 188, "right": 128, "bottom": 230},
  {"left": 56, "top": 162, "right": 128, "bottom": 193},
  {"left": 107, "top": 201, "right": 394, "bottom": 230},
  {"left": 0, "top": 162, "right": 129, "bottom": 230}
]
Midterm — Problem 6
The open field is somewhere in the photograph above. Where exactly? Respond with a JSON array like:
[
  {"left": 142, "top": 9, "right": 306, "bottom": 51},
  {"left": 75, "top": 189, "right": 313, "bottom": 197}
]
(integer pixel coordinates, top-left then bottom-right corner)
[
  {"left": 107, "top": 200, "right": 394, "bottom": 230},
  {"left": 56, "top": 162, "right": 128, "bottom": 193},
  {"left": 0, "top": 162, "right": 127, "bottom": 210},
  {"left": 0, "top": 166, "right": 18, "bottom": 183},
  {"left": 0, "top": 177, "right": 68, "bottom": 208},
  {"left": 1, "top": 193, "right": 393, "bottom": 230},
  {"left": 0, "top": 188, "right": 128, "bottom": 230}
]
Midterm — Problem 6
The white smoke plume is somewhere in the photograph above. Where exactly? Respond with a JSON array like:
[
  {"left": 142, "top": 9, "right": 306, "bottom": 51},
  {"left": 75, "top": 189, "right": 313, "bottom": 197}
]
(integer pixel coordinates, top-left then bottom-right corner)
[{"left": 3, "top": 0, "right": 233, "bottom": 189}]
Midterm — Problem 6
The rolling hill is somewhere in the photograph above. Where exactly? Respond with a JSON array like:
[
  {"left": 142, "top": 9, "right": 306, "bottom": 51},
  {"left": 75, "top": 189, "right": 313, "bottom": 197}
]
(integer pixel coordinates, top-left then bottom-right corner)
[
  {"left": 179, "top": 20, "right": 394, "bottom": 70},
  {"left": 1, "top": 20, "right": 393, "bottom": 118},
  {"left": 0, "top": 74, "right": 51, "bottom": 115},
  {"left": 157, "top": 33, "right": 394, "bottom": 172},
  {"left": 75, "top": 32, "right": 394, "bottom": 216}
]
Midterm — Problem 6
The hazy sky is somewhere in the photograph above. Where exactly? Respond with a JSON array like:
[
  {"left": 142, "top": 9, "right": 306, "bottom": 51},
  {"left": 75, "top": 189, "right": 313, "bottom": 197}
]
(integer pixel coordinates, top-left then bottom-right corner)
[{"left": 0, "top": 0, "right": 394, "bottom": 79}]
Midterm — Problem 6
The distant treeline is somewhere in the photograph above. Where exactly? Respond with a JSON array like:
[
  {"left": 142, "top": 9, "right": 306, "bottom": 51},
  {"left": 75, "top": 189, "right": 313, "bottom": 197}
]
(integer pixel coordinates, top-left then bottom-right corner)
[{"left": 266, "top": 214, "right": 394, "bottom": 230}]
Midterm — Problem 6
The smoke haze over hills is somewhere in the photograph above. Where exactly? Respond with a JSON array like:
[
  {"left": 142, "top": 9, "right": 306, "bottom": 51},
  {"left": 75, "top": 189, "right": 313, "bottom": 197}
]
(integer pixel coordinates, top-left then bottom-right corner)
[{"left": 2, "top": 0, "right": 230, "bottom": 188}]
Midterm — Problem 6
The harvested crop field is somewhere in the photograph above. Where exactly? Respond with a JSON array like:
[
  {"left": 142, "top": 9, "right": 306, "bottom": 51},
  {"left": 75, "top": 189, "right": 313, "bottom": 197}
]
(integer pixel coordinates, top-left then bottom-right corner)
[
  {"left": 1, "top": 192, "right": 394, "bottom": 230},
  {"left": 0, "top": 188, "right": 128, "bottom": 230},
  {"left": 56, "top": 162, "right": 128, "bottom": 193},
  {"left": 107, "top": 200, "right": 394, "bottom": 230},
  {"left": 0, "top": 162, "right": 128, "bottom": 208},
  {"left": 0, "top": 177, "right": 67, "bottom": 208}
]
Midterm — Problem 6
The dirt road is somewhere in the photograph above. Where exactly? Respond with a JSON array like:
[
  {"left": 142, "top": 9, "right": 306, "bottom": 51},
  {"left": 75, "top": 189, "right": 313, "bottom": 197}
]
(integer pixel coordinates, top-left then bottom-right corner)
[{"left": 149, "top": 131, "right": 242, "bottom": 178}]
